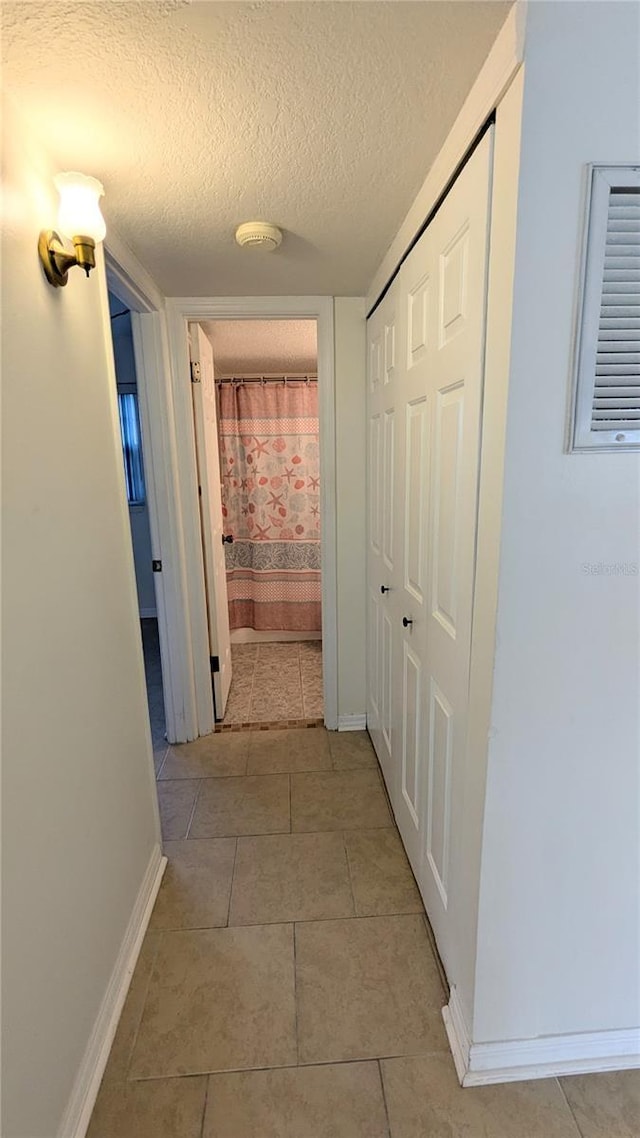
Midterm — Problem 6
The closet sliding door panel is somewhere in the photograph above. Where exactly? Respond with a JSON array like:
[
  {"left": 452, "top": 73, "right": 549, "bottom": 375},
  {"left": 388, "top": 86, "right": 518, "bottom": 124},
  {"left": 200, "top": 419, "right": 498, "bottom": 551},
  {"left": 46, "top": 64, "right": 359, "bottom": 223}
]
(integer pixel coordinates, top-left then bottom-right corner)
[
  {"left": 366, "top": 283, "right": 401, "bottom": 800},
  {"left": 416, "top": 130, "right": 493, "bottom": 976}
]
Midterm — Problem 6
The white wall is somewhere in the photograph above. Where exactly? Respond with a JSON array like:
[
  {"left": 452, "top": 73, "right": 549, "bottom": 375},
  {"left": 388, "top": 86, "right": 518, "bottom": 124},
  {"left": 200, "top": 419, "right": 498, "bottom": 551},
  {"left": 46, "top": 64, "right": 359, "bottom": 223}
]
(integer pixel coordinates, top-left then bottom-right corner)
[
  {"left": 334, "top": 298, "right": 367, "bottom": 720},
  {"left": 111, "top": 309, "right": 157, "bottom": 616},
  {"left": 2, "top": 98, "right": 160, "bottom": 1136},
  {"left": 474, "top": 0, "right": 640, "bottom": 1043}
]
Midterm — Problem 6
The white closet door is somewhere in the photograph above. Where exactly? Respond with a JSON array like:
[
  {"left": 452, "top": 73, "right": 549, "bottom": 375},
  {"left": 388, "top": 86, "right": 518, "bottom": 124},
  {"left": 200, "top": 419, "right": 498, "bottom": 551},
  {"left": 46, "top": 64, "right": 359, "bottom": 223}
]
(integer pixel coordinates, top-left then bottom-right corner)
[
  {"left": 412, "top": 132, "right": 493, "bottom": 972},
  {"left": 366, "top": 130, "right": 493, "bottom": 976},
  {"left": 392, "top": 221, "right": 433, "bottom": 872},
  {"left": 366, "top": 283, "right": 401, "bottom": 800}
]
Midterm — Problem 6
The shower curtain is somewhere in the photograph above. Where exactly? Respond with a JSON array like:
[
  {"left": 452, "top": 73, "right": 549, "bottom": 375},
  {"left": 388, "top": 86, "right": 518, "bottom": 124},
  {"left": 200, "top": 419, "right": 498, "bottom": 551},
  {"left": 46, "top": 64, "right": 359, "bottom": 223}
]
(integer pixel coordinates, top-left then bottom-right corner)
[{"left": 217, "top": 380, "right": 321, "bottom": 631}]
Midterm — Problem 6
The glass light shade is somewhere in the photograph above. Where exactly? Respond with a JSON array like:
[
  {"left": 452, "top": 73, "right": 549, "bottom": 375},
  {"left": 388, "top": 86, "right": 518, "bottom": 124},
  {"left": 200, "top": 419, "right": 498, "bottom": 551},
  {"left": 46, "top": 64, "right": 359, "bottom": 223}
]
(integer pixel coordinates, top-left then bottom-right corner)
[{"left": 54, "top": 172, "right": 106, "bottom": 243}]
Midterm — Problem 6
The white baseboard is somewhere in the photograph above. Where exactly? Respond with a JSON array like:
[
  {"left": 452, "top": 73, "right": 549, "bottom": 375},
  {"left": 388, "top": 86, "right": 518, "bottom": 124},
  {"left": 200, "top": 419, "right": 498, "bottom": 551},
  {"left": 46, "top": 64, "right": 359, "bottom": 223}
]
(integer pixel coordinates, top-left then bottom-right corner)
[
  {"left": 337, "top": 714, "right": 367, "bottom": 732},
  {"left": 443, "top": 986, "right": 640, "bottom": 1087},
  {"left": 139, "top": 607, "right": 157, "bottom": 619},
  {"left": 57, "top": 846, "right": 167, "bottom": 1138}
]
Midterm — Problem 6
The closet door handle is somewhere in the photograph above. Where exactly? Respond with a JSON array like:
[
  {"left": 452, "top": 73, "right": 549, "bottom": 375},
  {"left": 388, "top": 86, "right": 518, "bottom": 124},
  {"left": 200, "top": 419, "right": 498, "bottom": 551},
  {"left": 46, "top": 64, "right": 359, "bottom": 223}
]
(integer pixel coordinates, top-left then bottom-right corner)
[
  {"left": 380, "top": 585, "right": 390, "bottom": 594},
  {"left": 402, "top": 616, "right": 413, "bottom": 628}
]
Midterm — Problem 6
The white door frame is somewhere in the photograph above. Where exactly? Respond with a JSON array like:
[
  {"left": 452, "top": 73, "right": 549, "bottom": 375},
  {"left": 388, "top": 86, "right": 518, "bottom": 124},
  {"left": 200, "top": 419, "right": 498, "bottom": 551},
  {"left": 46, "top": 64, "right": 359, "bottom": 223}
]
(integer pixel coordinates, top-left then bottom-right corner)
[
  {"left": 165, "top": 296, "right": 338, "bottom": 731},
  {"left": 105, "top": 234, "right": 201, "bottom": 743}
]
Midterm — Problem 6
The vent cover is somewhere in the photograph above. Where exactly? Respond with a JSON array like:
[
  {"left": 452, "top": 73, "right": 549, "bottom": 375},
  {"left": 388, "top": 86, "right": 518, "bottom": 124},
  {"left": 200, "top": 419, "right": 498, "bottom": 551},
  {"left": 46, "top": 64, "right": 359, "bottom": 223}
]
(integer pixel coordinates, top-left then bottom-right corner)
[{"left": 571, "top": 165, "right": 640, "bottom": 451}]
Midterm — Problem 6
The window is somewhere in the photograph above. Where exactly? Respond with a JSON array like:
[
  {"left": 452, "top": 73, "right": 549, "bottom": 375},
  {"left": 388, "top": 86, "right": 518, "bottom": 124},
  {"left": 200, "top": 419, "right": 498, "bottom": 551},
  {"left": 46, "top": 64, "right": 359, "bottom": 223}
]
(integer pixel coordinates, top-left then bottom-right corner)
[
  {"left": 118, "top": 390, "right": 146, "bottom": 505},
  {"left": 570, "top": 165, "right": 640, "bottom": 452}
]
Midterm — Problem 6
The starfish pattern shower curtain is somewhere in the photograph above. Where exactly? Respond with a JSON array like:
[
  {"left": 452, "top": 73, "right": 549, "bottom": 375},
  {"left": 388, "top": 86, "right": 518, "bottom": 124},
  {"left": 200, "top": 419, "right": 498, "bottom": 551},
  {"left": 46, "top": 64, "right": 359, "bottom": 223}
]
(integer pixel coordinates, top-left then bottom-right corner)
[{"left": 217, "top": 380, "right": 321, "bottom": 631}]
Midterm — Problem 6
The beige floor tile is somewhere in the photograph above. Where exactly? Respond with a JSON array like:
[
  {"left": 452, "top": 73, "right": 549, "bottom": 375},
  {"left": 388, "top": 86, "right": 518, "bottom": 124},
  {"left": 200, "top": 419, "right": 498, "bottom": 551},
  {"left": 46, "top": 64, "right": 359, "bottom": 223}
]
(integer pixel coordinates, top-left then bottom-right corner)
[
  {"left": 101, "top": 931, "right": 161, "bottom": 1085},
  {"left": 296, "top": 914, "right": 448, "bottom": 1063},
  {"left": 189, "top": 774, "right": 290, "bottom": 838},
  {"left": 204, "top": 1062, "right": 388, "bottom": 1137},
  {"left": 231, "top": 643, "right": 258, "bottom": 662},
  {"left": 345, "top": 829, "right": 423, "bottom": 916},
  {"left": 257, "top": 643, "right": 301, "bottom": 662},
  {"left": 157, "top": 780, "right": 200, "bottom": 840},
  {"left": 129, "top": 925, "right": 297, "bottom": 1077},
  {"left": 291, "top": 770, "right": 392, "bottom": 832},
  {"left": 247, "top": 728, "right": 331, "bottom": 774},
  {"left": 381, "top": 1055, "right": 581, "bottom": 1138},
  {"left": 149, "top": 839, "right": 236, "bottom": 930},
  {"left": 229, "top": 832, "right": 354, "bottom": 925},
  {"left": 560, "top": 1070, "right": 640, "bottom": 1137},
  {"left": 250, "top": 694, "right": 305, "bottom": 722},
  {"left": 154, "top": 746, "right": 168, "bottom": 777},
  {"left": 329, "top": 731, "right": 378, "bottom": 770},
  {"left": 87, "top": 1076, "right": 207, "bottom": 1138},
  {"left": 159, "top": 732, "right": 250, "bottom": 779}
]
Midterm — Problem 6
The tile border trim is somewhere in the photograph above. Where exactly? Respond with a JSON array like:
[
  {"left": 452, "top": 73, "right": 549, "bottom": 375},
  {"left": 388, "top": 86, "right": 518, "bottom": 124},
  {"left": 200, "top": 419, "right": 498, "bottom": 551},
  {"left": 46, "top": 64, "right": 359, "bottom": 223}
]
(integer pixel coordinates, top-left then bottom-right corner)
[
  {"left": 443, "top": 985, "right": 640, "bottom": 1087},
  {"left": 57, "top": 845, "right": 167, "bottom": 1138}
]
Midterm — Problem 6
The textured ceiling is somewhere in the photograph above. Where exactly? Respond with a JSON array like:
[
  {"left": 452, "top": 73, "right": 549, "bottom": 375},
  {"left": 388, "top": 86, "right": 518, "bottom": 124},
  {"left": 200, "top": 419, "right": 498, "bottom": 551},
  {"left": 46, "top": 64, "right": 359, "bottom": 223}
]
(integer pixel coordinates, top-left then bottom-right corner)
[
  {"left": 203, "top": 319, "right": 317, "bottom": 374},
  {"left": 2, "top": 1, "right": 511, "bottom": 296}
]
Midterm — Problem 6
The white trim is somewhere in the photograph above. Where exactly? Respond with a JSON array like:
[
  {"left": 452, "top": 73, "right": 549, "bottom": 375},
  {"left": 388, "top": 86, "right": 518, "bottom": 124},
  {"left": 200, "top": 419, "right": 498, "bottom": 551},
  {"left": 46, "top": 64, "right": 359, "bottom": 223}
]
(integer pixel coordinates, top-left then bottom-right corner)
[
  {"left": 337, "top": 714, "right": 367, "bottom": 731},
  {"left": 165, "top": 297, "right": 339, "bottom": 732},
  {"left": 57, "top": 847, "right": 167, "bottom": 1138},
  {"left": 106, "top": 233, "right": 200, "bottom": 743},
  {"left": 442, "top": 986, "right": 473, "bottom": 1084},
  {"left": 443, "top": 988, "right": 640, "bottom": 1087},
  {"left": 365, "top": 1, "right": 526, "bottom": 312},
  {"left": 139, "top": 607, "right": 158, "bottom": 619}
]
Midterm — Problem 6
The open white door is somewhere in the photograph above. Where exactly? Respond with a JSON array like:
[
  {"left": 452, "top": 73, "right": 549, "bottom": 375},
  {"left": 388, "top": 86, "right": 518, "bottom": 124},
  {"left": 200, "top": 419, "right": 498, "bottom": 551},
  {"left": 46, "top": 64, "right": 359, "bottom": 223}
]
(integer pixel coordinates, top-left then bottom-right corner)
[{"left": 189, "top": 323, "right": 232, "bottom": 719}]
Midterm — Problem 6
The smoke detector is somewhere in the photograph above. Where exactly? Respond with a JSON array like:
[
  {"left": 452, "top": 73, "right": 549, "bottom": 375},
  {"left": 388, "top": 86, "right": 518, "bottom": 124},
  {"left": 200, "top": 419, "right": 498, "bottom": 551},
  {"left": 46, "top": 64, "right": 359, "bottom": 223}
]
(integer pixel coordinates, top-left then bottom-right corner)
[{"left": 235, "top": 221, "right": 282, "bottom": 251}]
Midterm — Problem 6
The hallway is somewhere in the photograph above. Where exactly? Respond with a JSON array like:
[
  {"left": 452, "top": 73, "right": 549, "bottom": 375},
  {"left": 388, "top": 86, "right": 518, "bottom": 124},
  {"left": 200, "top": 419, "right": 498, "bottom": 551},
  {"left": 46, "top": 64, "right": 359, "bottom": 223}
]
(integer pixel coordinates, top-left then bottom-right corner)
[{"left": 87, "top": 728, "right": 633, "bottom": 1137}]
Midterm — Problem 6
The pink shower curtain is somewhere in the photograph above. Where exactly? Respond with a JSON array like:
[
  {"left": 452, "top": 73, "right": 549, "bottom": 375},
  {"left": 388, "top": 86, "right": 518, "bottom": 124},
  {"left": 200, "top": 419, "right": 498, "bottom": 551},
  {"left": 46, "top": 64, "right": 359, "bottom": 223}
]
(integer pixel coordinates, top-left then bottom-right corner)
[{"left": 217, "top": 380, "right": 321, "bottom": 631}]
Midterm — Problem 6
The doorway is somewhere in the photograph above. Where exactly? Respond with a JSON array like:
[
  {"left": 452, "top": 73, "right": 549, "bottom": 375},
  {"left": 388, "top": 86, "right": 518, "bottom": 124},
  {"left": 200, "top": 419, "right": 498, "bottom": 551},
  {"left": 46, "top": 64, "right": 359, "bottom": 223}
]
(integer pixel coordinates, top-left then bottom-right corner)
[
  {"left": 190, "top": 318, "right": 324, "bottom": 728},
  {"left": 164, "top": 296, "right": 338, "bottom": 734},
  {"left": 108, "top": 289, "right": 167, "bottom": 756}
]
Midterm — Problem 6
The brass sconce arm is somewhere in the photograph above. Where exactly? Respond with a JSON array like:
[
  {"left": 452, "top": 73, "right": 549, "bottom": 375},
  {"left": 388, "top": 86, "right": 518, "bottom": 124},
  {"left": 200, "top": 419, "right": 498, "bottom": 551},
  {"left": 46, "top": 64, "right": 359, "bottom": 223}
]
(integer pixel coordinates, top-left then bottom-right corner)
[{"left": 38, "top": 231, "right": 97, "bottom": 288}]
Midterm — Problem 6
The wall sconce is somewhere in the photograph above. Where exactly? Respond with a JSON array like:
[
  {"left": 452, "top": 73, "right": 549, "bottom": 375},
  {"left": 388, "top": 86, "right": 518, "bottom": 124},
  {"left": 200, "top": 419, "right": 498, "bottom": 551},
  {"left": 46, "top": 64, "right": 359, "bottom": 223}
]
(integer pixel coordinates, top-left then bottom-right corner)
[{"left": 39, "top": 172, "right": 106, "bottom": 288}]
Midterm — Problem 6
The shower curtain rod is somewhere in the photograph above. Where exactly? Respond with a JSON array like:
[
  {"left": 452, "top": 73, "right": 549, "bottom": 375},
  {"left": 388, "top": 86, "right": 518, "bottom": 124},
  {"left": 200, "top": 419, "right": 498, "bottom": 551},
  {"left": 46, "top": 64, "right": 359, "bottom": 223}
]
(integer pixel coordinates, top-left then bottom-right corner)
[{"left": 215, "top": 373, "right": 318, "bottom": 385}]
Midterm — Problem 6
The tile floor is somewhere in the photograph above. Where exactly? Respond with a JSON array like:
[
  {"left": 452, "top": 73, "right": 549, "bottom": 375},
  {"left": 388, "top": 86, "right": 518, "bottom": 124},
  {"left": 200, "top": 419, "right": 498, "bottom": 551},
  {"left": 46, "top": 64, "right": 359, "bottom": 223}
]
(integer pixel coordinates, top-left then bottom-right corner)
[
  {"left": 89, "top": 727, "right": 639, "bottom": 1137},
  {"left": 222, "top": 639, "right": 323, "bottom": 726}
]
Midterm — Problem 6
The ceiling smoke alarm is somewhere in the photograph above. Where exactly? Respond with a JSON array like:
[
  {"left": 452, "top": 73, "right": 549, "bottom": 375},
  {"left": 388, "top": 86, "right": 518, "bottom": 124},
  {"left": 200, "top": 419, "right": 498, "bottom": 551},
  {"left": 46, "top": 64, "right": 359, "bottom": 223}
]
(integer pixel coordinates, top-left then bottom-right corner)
[{"left": 235, "top": 221, "right": 282, "bottom": 251}]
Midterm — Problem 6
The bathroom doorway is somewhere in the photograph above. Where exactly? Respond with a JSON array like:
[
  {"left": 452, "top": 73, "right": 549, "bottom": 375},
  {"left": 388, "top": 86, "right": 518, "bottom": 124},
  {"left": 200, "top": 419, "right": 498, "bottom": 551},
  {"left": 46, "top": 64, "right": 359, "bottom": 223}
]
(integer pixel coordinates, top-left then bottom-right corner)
[{"left": 191, "top": 318, "right": 324, "bottom": 728}]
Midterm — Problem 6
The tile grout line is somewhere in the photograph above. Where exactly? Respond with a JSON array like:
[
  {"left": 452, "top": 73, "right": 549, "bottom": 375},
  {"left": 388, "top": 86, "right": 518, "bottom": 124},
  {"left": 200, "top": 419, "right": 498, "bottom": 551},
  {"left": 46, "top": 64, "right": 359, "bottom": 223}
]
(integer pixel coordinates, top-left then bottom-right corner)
[
  {"left": 124, "top": 931, "right": 163, "bottom": 1082},
  {"left": 377, "top": 1058, "right": 393, "bottom": 1138},
  {"left": 184, "top": 779, "right": 205, "bottom": 840},
  {"left": 225, "top": 837, "right": 239, "bottom": 928},
  {"left": 199, "top": 1073, "right": 211, "bottom": 1138},
  {"left": 341, "top": 829, "right": 359, "bottom": 918},
  {"left": 125, "top": 1048, "right": 453, "bottom": 1084},
  {"left": 556, "top": 1075, "right": 588, "bottom": 1137},
  {"left": 293, "top": 921, "right": 300, "bottom": 1065}
]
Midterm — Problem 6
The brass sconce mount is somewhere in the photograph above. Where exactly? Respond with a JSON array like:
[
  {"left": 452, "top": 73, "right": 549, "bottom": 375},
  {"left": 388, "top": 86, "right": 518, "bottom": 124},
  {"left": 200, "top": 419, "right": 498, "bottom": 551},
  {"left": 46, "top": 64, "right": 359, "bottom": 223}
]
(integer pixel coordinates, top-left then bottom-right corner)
[{"left": 38, "top": 230, "right": 96, "bottom": 288}]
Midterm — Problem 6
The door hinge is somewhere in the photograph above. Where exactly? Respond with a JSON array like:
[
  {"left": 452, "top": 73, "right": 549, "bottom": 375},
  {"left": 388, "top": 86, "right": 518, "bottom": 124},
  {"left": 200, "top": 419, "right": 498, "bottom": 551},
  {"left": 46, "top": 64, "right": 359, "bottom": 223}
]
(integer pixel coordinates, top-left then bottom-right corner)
[
  {"left": 152, "top": 559, "right": 162, "bottom": 572},
  {"left": 210, "top": 655, "right": 220, "bottom": 673},
  {"left": 190, "top": 361, "right": 201, "bottom": 383}
]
